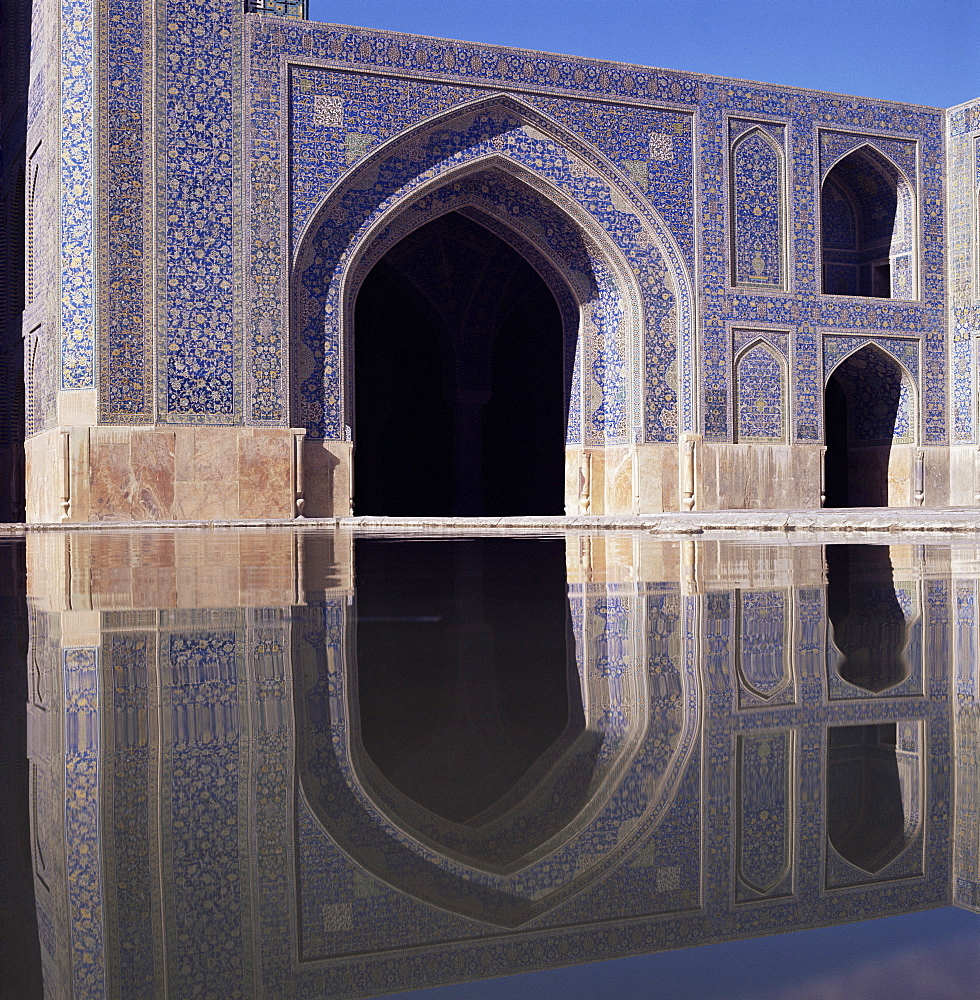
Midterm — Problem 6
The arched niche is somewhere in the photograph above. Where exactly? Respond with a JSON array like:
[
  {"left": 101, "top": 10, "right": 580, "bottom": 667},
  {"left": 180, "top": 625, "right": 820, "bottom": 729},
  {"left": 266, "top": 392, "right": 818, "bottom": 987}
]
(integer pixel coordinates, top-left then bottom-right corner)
[
  {"left": 289, "top": 94, "right": 692, "bottom": 516},
  {"left": 820, "top": 145, "right": 916, "bottom": 299},
  {"left": 823, "top": 343, "right": 916, "bottom": 507},
  {"left": 730, "top": 128, "right": 786, "bottom": 290},
  {"left": 291, "top": 538, "right": 700, "bottom": 928},
  {"left": 734, "top": 339, "right": 787, "bottom": 444}
]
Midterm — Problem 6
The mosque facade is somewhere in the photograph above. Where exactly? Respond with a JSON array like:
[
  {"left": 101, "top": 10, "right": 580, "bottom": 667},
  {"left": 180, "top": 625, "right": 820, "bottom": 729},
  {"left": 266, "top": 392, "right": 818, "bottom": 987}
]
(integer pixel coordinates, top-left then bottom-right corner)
[{"left": 10, "top": 0, "right": 980, "bottom": 520}]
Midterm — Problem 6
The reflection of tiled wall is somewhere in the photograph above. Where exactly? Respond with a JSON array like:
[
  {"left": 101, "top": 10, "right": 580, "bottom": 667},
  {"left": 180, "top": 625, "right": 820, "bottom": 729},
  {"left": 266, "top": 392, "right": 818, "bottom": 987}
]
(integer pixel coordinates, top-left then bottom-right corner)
[{"left": 31, "top": 540, "right": 976, "bottom": 998}]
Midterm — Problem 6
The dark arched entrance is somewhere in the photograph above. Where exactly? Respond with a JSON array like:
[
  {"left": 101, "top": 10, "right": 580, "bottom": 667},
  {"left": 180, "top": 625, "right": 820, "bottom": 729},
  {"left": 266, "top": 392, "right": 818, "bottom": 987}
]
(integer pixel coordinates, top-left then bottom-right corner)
[
  {"left": 823, "top": 345, "right": 910, "bottom": 507},
  {"left": 353, "top": 211, "right": 568, "bottom": 516}
]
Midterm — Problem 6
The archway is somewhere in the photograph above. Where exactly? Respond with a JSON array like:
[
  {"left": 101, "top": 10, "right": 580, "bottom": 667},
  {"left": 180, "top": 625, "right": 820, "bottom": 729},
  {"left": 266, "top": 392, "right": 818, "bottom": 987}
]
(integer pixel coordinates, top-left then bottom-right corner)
[
  {"left": 823, "top": 344, "right": 914, "bottom": 507},
  {"left": 820, "top": 145, "right": 915, "bottom": 299},
  {"left": 353, "top": 211, "right": 567, "bottom": 516},
  {"left": 289, "top": 94, "right": 690, "bottom": 516}
]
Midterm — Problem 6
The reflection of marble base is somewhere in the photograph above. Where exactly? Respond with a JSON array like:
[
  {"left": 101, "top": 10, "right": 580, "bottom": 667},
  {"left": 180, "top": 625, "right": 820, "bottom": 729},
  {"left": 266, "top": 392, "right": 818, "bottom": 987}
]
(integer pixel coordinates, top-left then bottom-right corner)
[{"left": 26, "top": 425, "right": 306, "bottom": 522}]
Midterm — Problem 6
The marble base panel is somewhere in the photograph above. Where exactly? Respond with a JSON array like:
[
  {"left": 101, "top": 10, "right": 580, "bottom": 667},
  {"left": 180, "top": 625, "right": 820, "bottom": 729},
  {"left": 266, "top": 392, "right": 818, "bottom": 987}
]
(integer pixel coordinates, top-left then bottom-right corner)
[
  {"left": 697, "top": 443, "right": 824, "bottom": 510},
  {"left": 948, "top": 446, "right": 977, "bottom": 506},
  {"left": 301, "top": 439, "right": 353, "bottom": 517},
  {"left": 26, "top": 426, "right": 304, "bottom": 523},
  {"left": 565, "top": 445, "right": 676, "bottom": 515}
]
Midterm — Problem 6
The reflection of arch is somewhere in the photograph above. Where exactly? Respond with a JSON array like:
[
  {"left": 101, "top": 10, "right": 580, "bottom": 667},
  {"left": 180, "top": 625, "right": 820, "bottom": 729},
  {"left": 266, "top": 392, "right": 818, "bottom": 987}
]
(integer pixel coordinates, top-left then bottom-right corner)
[
  {"left": 292, "top": 543, "right": 700, "bottom": 928},
  {"left": 820, "top": 144, "right": 916, "bottom": 299},
  {"left": 730, "top": 128, "right": 785, "bottom": 289},
  {"left": 825, "top": 545, "right": 911, "bottom": 693},
  {"left": 734, "top": 340, "right": 786, "bottom": 443},
  {"left": 824, "top": 343, "right": 916, "bottom": 507},
  {"left": 826, "top": 722, "right": 923, "bottom": 877},
  {"left": 290, "top": 94, "right": 693, "bottom": 512},
  {"left": 736, "top": 729, "right": 793, "bottom": 898}
]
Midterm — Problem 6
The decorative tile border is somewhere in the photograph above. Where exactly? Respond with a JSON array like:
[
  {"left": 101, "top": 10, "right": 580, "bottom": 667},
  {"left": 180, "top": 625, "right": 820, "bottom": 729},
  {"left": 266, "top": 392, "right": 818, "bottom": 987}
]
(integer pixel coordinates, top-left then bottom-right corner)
[{"left": 61, "top": 0, "right": 96, "bottom": 390}]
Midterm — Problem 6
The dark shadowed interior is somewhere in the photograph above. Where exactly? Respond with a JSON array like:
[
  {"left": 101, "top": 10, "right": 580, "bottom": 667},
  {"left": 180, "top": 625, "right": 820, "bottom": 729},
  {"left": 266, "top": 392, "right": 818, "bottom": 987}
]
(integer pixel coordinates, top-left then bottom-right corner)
[{"left": 353, "top": 211, "right": 567, "bottom": 516}]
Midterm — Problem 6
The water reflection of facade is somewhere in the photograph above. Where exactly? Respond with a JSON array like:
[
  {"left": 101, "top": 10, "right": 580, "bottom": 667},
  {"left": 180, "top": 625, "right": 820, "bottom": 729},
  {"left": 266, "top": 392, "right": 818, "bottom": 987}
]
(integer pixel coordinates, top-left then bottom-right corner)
[
  {"left": 22, "top": 533, "right": 980, "bottom": 997},
  {"left": 4, "top": 0, "right": 980, "bottom": 520}
]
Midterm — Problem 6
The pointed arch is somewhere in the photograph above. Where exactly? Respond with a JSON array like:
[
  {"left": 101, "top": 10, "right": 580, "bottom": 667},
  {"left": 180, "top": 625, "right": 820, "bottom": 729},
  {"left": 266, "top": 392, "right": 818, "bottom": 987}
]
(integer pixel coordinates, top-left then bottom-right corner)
[
  {"left": 825, "top": 340, "right": 918, "bottom": 446},
  {"left": 289, "top": 93, "right": 693, "bottom": 513},
  {"left": 824, "top": 344, "right": 916, "bottom": 507},
  {"left": 734, "top": 338, "right": 787, "bottom": 443},
  {"left": 820, "top": 144, "right": 917, "bottom": 299},
  {"left": 291, "top": 96, "right": 693, "bottom": 440},
  {"left": 730, "top": 127, "right": 786, "bottom": 289}
]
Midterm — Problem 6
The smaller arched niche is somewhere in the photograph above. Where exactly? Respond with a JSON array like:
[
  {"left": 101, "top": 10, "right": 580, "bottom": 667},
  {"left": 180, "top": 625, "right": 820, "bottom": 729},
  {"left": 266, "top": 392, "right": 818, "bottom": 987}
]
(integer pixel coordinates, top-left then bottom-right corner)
[
  {"left": 821, "top": 146, "right": 915, "bottom": 299},
  {"left": 823, "top": 344, "right": 915, "bottom": 507},
  {"left": 731, "top": 129, "right": 785, "bottom": 289},
  {"left": 734, "top": 341, "right": 786, "bottom": 443}
]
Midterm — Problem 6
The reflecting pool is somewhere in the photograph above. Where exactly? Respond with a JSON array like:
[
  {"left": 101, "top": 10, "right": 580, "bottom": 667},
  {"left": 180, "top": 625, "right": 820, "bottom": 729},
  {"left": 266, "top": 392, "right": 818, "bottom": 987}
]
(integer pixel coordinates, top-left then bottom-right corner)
[{"left": 3, "top": 530, "right": 980, "bottom": 998}]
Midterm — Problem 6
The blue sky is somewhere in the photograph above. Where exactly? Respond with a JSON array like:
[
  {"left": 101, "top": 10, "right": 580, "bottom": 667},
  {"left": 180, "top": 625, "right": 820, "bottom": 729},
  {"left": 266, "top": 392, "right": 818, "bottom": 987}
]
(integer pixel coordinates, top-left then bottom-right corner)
[{"left": 308, "top": 0, "right": 978, "bottom": 108}]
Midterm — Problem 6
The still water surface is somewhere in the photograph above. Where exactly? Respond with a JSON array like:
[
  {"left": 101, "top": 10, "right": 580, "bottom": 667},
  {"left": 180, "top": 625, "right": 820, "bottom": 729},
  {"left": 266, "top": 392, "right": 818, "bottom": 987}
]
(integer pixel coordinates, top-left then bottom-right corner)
[{"left": 2, "top": 530, "right": 980, "bottom": 998}]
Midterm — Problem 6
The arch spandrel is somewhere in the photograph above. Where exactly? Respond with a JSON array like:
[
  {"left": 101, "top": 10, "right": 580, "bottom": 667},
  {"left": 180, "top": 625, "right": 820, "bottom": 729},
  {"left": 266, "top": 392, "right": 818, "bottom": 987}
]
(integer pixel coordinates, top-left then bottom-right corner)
[{"left": 289, "top": 94, "right": 694, "bottom": 514}]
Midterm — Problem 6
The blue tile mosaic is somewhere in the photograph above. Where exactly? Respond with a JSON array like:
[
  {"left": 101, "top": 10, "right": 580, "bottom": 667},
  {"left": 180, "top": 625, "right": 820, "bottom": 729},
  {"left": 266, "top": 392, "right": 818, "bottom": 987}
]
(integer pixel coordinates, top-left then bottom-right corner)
[
  {"left": 735, "top": 340, "right": 786, "bottom": 442},
  {"left": 159, "top": 1, "right": 241, "bottom": 422},
  {"left": 730, "top": 126, "right": 785, "bottom": 289},
  {"left": 60, "top": 0, "right": 95, "bottom": 391},
  {"left": 99, "top": 0, "right": 151, "bottom": 421}
]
